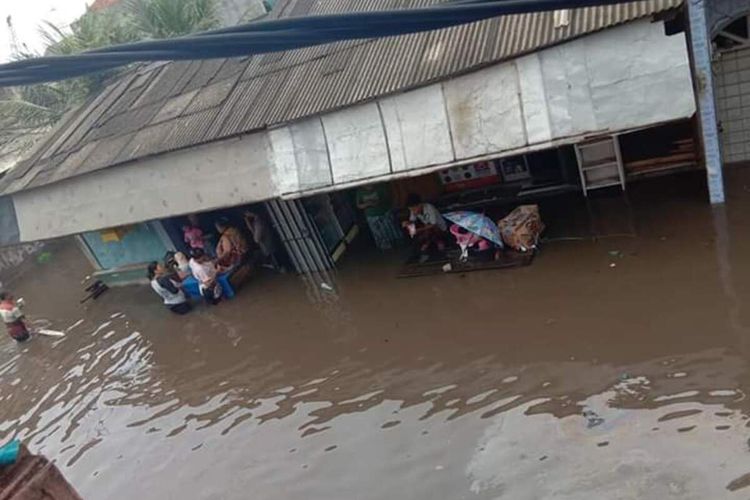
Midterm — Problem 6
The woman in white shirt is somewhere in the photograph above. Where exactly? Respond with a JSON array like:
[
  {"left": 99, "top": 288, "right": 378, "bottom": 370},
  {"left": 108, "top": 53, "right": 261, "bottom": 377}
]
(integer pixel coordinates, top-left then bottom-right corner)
[{"left": 188, "top": 249, "right": 223, "bottom": 305}]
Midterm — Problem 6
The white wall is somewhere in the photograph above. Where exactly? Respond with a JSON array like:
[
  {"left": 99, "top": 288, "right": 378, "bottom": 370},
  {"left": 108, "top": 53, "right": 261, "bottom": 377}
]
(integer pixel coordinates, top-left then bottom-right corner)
[
  {"left": 14, "top": 134, "right": 275, "bottom": 241},
  {"left": 379, "top": 85, "right": 454, "bottom": 171},
  {"left": 539, "top": 16, "right": 695, "bottom": 138},
  {"left": 11, "top": 18, "right": 696, "bottom": 242},
  {"left": 443, "top": 62, "right": 527, "bottom": 158},
  {"left": 321, "top": 103, "right": 391, "bottom": 184},
  {"left": 269, "top": 17, "right": 694, "bottom": 192},
  {"left": 269, "top": 118, "right": 331, "bottom": 194}
]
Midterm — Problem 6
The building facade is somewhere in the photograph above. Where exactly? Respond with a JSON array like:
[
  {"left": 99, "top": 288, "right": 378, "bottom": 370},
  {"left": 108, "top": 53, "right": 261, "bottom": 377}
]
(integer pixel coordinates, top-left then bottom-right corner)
[{"left": 0, "top": 0, "right": 747, "bottom": 275}]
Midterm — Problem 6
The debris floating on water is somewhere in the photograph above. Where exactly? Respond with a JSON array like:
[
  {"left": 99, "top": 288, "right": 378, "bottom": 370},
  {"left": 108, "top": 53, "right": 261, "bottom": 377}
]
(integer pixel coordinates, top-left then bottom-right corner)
[
  {"left": 582, "top": 408, "right": 605, "bottom": 428},
  {"left": 36, "top": 329, "right": 66, "bottom": 338}
]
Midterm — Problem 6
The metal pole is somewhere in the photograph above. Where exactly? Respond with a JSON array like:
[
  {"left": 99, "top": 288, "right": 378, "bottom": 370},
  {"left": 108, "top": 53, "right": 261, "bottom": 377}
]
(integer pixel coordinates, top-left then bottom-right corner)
[{"left": 687, "top": 0, "right": 726, "bottom": 204}]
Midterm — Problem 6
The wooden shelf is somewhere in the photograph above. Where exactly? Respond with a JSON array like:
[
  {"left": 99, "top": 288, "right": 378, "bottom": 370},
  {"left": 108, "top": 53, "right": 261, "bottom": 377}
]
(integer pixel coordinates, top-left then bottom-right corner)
[
  {"left": 581, "top": 160, "right": 618, "bottom": 172},
  {"left": 577, "top": 141, "right": 613, "bottom": 151},
  {"left": 575, "top": 136, "right": 626, "bottom": 196},
  {"left": 627, "top": 161, "right": 697, "bottom": 177},
  {"left": 587, "top": 179, "right": 623, "bottom": 190}
]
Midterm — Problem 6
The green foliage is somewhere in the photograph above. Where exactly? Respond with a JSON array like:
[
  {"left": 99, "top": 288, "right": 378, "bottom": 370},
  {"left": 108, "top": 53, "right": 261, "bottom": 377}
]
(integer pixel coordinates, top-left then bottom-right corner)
[
  {"left": 0, "top": 84, "right": 70, "bottom": 132},
  {"left": 125, "top": 0, "right": 220, "bottom": 40},
  {"left": 0, "top": 0, "right": 219, "bottom": 135},
  {"left": 0, "top": 9, "right": 140, "bottom": 133},
  {"left": 40, "top": 9, "right": 139, "bottom": 57}
]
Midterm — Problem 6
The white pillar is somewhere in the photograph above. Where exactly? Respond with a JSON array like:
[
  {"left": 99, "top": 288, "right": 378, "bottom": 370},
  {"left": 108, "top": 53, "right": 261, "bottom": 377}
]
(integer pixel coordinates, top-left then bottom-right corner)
[{"left": 688, "top": 0, "right": 726, "bottom": 204}]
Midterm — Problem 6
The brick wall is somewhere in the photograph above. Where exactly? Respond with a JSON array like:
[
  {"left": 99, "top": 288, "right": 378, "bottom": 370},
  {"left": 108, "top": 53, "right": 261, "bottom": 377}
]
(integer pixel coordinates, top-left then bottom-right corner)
[{"left": 715, "top": 47, "right": 750, "bottom": 163}]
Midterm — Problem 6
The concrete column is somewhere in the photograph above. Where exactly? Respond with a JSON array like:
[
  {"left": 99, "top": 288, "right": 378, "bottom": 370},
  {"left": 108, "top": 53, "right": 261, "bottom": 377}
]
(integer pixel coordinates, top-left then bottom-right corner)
[{"left": 688, "top": 0, "right": 726, "bottom": 204}]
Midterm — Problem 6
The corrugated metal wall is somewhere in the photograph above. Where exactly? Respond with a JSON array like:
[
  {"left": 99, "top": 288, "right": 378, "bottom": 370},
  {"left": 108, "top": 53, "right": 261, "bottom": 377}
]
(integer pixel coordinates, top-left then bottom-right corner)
[{"left": 265, "top": 199, "right": 335, "bottom": 273}]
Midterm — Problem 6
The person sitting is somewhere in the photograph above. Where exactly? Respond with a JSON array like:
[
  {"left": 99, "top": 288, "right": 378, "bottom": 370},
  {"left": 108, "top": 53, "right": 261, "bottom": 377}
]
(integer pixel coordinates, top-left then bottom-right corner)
[
  {"left": 183, "top": 214, "right": 206, "bottom": 254},
  {"left": 148, "top": 262, "right": 192, "bottom": 315},
  {"left": 189, "top": 249, "right": 222, "bottom": 305},
  {"left": 403, "top": 193, "right": 449, "bottom": 258},
  {"left": 0, "top": 292, "right": 30, "bottom": 342},
  {"left": 450, "top": 225, "right": 494, "bottom": 262},
  {"left": 215, "top": 217, "right": 249, "bottom": 271}
]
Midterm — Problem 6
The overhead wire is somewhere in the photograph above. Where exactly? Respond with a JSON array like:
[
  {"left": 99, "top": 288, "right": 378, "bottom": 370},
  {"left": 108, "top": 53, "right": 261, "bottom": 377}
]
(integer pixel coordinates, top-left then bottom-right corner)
[{"left": 0, "top": 0, "right": 636, "bottom": 86}]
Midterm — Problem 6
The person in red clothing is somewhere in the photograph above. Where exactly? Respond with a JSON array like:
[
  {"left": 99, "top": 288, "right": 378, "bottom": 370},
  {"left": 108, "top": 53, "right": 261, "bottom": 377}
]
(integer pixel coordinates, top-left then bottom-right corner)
[{"left": 0, "top": 292, "right": 30, "bottom": 342}]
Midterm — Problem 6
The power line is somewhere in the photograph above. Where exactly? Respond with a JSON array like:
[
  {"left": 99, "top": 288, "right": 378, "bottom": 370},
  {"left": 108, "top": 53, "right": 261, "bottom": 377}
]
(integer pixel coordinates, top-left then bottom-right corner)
[{"left": 0, "top": 0, "right": 641, "bottom": 87}]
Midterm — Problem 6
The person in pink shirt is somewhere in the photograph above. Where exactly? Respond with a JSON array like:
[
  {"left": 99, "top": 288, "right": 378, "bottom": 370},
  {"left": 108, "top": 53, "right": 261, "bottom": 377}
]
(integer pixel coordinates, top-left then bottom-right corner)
[
  {"left": 183, "top": 214, "right": 205, "bottom": 252},
  {"left": 450, "top": 224, "right": 493, "bottom": 262}
]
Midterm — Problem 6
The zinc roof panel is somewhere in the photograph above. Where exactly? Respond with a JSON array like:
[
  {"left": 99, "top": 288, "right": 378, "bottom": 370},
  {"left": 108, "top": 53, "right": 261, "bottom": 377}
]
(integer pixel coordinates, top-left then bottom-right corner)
[{"left": 8, "top": 0, "right": 684, "bottom": 193}]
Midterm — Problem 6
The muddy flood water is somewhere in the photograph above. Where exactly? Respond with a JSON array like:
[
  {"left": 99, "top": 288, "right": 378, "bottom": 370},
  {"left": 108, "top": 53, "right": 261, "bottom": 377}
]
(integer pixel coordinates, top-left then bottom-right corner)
[{"left": 4, "top": 170, "right": 750, "bottom": 499}]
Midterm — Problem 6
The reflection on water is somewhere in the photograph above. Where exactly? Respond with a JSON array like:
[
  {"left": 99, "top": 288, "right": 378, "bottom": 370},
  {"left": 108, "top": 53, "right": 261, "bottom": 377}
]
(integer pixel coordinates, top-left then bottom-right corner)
[{"left": 2, "top": 171, "right": 750, "bottom": 498}]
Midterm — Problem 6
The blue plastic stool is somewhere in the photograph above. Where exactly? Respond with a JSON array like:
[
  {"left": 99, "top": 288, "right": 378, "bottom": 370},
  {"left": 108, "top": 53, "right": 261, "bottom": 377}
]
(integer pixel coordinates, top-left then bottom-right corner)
[{"left": 0, "top": 439, "right": 20, "bottom": 466}]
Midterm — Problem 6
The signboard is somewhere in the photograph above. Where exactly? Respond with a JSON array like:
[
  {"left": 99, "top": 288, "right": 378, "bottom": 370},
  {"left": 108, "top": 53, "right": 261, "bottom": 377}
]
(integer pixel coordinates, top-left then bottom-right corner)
[
  {"left": 439, "top": 161, "right": 500, "bottom": 192},
  {"left": 499, "top": 156, "right": 531, "bottom": 182}
]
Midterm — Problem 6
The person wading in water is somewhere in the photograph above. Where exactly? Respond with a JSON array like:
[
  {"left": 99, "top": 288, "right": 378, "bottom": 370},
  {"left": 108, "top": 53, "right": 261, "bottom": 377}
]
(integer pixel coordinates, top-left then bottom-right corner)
[
  {"left": 0, "top": 292, "right": 30, "bottom": 342},
  {"left": 148, "top": 262, "right": 192, "bottom": 315}
]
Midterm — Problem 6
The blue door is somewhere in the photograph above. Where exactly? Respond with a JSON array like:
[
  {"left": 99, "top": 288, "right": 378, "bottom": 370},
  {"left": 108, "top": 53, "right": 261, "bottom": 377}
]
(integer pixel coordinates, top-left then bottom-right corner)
[{"left": 82, "top": 222, "right": 170, "bottom": 270}]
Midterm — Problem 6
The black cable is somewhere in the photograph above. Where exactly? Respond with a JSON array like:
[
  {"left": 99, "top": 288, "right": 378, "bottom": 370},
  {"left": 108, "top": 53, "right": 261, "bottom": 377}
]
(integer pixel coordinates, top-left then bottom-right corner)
[{"left": 0, "top": 0, "right": 639, "bottom": 87}]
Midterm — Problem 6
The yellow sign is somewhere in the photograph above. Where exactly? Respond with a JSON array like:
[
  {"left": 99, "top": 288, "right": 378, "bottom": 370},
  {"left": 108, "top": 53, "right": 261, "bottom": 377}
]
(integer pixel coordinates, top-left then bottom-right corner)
[{"left": 99, "top": 225, "right": 134, "bottom": 243}]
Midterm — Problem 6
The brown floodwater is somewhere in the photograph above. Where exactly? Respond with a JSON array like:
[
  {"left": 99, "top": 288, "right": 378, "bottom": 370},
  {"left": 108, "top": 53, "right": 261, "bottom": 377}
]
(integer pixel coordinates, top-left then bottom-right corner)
[{"left": 3, "top": 169, "right": 750, "bottom": 499}]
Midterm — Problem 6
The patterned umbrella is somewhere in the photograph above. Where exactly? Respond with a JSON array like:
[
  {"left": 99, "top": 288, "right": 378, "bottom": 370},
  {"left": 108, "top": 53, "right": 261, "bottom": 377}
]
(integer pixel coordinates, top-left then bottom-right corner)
[{"left": 443, "top": 211, "right": 503, "bottom": 247}]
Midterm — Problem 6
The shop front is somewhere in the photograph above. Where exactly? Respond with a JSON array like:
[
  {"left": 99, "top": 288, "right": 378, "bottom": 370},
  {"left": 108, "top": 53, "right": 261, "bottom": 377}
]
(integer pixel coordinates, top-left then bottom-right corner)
[
  {"left": 333, "top": 120, "right": 703, "bottom": 277},
  {"left": 78, "top": 118, "right": 701, "bottom": 283}
]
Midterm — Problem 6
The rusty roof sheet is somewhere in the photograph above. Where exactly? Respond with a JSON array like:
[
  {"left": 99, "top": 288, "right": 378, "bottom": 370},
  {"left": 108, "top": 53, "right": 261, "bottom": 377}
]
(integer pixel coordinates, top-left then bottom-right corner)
[{"left": 2, "top": 0, "right": 683, "bottom": 194}]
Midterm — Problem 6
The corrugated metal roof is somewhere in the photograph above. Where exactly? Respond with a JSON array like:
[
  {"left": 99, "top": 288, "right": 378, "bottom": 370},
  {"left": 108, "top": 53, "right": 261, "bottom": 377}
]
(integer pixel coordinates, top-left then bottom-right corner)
[{"left": 2, "top": 0, "right": 683, "bottom": 194}]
